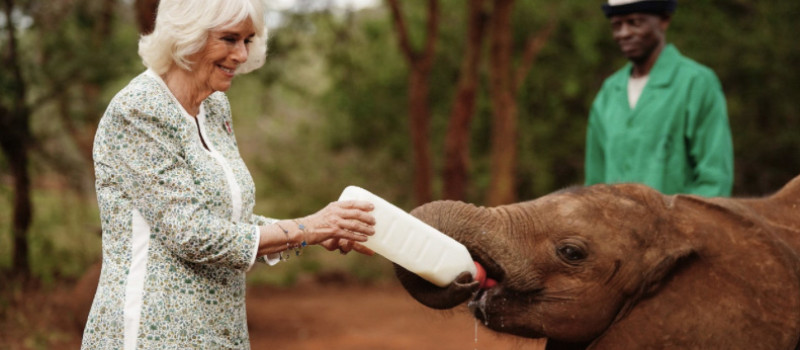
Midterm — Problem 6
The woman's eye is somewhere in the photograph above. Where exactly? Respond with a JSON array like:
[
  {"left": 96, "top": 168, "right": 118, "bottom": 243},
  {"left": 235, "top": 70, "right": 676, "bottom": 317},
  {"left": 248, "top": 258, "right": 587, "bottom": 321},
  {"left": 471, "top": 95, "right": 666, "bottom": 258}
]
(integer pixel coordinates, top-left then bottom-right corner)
[{"left": 558, "top": 245, "right": 586, "bottom": 262}]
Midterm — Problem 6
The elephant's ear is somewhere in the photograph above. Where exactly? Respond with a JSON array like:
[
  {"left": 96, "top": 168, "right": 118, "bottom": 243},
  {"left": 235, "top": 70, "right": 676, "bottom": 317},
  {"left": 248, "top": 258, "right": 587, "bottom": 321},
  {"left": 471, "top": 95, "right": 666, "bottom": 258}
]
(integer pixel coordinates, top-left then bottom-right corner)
[
  {"left": 594, "top": 191, "right": 800, "bottom": 349},
  {"left": 618, "top": 190, "right": 699, "bottom": 318},
  {"left": 637, "top": 243, "right": 696, "bottom": 300},
  {"left": 634, "top": 192, "right": 741, "bottom": 300}
]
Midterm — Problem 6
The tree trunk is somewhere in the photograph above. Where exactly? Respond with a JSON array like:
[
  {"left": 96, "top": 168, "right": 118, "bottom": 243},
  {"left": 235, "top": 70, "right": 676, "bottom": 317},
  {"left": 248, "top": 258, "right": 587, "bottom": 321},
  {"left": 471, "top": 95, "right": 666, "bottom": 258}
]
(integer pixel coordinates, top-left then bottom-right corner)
[
  {"left": 483, "top": 0, "right": 556, "bottom": 206},
  {"left": 94, "top": 0, "right": 115, "bottom": 44},
  {"left": 386, "top": 0, "right": 439, "bottom": 205},
  {"left": 408, "top": 69, "right": 433, "bottom": 204},
  {"left": 135, "top": 0, "right": 159, "bottom": 35},
  {"left": 1, "top": 0, "right": 32, "bottom": 277},
  {"left": 442, "top": 0, "right": 489, "bottom": 201},
  {"left": 486, "top": 0, "right": 518, "bottom": 206},
  {"left": 514, "top": 17, "right": 557, "bottom": 92},
  {"left": 7, "top": 137, "right": 32, "bottom": 277}
]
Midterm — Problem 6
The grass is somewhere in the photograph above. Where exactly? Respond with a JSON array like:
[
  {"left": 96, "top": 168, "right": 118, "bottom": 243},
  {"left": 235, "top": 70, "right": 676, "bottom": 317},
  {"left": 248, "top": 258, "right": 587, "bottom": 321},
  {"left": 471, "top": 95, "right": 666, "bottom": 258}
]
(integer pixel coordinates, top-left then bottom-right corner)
[{"left": 0, "top": 188, "right": 101, "bottom": 284}]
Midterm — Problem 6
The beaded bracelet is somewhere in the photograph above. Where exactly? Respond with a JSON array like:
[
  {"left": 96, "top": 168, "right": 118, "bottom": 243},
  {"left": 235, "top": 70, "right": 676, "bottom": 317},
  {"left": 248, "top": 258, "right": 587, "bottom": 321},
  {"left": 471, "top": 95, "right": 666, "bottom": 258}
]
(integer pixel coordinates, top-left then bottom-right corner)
[
  {"left": 275, "top": 222, "right": 292, "bottom": 261},
  {"left": 292, "top": 219, "right": 309, "bottom": 257}
]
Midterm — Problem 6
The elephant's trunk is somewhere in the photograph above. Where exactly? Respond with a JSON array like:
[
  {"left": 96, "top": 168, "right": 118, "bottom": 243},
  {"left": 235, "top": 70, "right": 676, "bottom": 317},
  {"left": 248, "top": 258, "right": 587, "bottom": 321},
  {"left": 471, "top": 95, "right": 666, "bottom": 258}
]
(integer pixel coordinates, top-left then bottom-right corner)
[{"left": 393, "top": 201, "right": 493, "bottom": 309}]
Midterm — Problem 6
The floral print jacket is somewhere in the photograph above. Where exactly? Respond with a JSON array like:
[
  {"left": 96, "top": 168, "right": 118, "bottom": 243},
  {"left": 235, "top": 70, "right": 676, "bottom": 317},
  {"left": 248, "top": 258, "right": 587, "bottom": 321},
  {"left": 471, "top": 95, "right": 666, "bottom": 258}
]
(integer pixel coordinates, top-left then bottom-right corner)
[{"left": 82, "top": 70, "right": 278, "bottom": 349}]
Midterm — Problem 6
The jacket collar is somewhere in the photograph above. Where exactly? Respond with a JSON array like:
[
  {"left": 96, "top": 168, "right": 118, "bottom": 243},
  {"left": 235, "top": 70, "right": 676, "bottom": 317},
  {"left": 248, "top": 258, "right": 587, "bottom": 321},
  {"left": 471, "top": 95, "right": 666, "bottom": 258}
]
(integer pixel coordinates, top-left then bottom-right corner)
[{"left": 611, "top": 43, "right": 682, "bottom": 89}]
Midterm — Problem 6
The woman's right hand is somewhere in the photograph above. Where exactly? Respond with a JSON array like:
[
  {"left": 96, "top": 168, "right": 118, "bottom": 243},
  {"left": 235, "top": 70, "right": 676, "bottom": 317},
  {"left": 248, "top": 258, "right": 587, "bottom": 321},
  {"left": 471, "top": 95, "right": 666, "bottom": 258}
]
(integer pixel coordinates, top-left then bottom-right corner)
[
  {"left": 295, "top": 200, "right": 376, "bottom": 246},
  {"left": 257, "top": 200, "right": 376, "bottom": 257}
]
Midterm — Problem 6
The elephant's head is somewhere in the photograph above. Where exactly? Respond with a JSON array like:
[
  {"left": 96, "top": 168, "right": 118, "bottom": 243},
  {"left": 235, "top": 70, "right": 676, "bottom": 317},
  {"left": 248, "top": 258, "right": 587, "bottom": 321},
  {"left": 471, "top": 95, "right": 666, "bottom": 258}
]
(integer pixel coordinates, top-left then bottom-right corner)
[{"left": 395, "top": 183, "right": 696, "bottom": 344}]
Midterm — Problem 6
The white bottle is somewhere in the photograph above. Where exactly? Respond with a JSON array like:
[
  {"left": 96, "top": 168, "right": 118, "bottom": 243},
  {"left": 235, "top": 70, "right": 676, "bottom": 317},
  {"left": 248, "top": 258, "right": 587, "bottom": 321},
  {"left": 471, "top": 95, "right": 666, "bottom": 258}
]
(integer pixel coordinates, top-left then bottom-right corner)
[{"left": 338, "top": 186, "right": 477, "bottom": 287}]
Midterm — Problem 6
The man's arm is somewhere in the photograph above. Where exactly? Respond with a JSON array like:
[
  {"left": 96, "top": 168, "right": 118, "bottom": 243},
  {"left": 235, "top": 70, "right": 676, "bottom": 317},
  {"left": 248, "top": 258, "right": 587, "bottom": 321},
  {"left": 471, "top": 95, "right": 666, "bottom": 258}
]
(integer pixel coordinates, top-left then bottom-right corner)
[
  {"left": 585, "top": 102, "right": 608, "bottom": 186},
  {"left": 686, "top": 72, "right": 734, "bottom": 197}
]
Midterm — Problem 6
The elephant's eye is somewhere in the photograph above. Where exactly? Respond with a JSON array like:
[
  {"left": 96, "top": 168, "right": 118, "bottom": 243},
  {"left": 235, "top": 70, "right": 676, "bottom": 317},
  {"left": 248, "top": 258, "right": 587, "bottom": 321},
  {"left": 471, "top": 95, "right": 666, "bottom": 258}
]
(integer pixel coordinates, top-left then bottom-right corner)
[{"left": 557, "top": 244, "right": 586, "bottom": 263}]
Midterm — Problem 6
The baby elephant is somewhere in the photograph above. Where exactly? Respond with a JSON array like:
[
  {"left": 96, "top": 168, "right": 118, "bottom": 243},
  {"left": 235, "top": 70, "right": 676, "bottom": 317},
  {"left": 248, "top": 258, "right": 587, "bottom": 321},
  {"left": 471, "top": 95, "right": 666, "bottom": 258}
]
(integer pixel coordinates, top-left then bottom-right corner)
[{"left": 395, "top": 175, "right": 800, "bottom": 350}]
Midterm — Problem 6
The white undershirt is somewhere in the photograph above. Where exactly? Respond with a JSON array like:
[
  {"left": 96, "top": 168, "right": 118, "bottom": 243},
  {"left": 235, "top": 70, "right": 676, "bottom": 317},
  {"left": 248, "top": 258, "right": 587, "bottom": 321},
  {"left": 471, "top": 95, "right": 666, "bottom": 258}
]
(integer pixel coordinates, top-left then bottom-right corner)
[{"left": 627, "top": 74, "right": 649, "bottom": 108}]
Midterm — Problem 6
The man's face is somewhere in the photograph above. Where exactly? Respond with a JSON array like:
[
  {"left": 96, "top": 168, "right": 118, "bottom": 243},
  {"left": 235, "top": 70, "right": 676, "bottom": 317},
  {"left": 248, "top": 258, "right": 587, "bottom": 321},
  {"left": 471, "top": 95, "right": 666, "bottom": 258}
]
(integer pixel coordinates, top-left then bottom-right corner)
[{"left": 609, "top": 13, "right": 668, "bottom": 64}]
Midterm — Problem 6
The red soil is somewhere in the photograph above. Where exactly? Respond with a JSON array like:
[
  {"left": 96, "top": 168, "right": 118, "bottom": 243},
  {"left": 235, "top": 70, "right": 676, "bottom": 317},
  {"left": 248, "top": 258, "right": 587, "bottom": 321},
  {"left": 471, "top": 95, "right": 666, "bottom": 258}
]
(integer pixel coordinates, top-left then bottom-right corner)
[{"left": 1, "top": 266, "right": 546, "bottom": 350}]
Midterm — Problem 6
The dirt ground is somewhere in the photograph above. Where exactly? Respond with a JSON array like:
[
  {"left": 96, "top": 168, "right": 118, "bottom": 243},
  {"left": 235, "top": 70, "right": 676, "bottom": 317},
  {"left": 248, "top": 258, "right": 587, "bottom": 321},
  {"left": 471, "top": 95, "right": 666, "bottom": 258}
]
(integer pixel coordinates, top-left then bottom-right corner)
[
  {"left": 246, "top": 281, "right": 546, "bottom": 350},
  {"left": 1, "top": 268, "right": 547, "bottom": 350}
]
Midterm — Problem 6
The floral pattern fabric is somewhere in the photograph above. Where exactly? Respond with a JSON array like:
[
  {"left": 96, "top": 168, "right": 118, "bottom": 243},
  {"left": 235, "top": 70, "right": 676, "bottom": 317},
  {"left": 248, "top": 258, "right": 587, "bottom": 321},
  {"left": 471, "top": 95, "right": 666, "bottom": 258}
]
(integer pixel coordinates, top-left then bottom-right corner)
[{"left": 82, "top": 70, "right": 275, "bottom": 349}]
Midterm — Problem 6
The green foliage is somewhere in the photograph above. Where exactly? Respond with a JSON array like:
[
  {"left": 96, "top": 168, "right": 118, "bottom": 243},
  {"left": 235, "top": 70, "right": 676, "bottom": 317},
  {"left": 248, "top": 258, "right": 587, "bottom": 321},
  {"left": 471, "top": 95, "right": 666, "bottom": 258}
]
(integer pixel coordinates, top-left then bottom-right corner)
[
  {"left": 670, "top": 0, "right": 800, "bottom": 195},
  {"left": 513, "top": 2, "right": 611, "bottom": 198},
  {"left": 0, "top": 189, "right": 101, "bottom": 283},
  {"left": 314, "top": 10, "right": 412, "bottom": 157},
  {"left": 1, "top": 0, "right": 142, "bottom": 278}
]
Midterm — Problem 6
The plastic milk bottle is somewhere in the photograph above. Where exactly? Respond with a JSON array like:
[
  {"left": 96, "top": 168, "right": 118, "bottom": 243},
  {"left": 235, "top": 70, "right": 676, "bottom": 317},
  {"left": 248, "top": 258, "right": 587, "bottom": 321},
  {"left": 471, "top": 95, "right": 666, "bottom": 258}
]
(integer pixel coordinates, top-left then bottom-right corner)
[{"left": 338, "top": 186, "right": 477, "bottom": 287}]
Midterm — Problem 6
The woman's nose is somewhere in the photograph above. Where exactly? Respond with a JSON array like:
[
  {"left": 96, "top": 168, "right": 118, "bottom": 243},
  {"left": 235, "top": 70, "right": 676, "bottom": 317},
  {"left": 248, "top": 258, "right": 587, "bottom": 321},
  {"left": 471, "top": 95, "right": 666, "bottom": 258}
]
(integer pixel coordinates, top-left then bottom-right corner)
[{"left": 232, "top": 41, "right": 248, "bottom": 63}]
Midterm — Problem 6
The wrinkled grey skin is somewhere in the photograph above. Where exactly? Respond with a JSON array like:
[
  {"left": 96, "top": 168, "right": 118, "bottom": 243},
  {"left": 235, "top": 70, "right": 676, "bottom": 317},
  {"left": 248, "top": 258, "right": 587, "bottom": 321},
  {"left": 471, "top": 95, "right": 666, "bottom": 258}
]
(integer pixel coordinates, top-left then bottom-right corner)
[{"left": 394, "top": 176, "right": 800, "bottom": 350}]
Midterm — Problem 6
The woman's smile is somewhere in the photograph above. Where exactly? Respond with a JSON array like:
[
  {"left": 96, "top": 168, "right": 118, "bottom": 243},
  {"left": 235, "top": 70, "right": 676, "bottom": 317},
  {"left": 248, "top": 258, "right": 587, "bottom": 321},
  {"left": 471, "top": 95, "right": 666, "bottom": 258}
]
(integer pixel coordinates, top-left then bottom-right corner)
[{"left": 190, "top": 18, "right": 255, "bottom": 94}]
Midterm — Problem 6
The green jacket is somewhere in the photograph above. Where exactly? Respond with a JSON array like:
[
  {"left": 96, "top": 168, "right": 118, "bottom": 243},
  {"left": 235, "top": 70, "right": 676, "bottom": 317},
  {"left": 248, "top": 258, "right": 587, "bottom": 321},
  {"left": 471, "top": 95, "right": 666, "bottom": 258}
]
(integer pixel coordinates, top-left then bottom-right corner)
[{"left": 585, "top": 44, "right": 734, "bottom": 197}]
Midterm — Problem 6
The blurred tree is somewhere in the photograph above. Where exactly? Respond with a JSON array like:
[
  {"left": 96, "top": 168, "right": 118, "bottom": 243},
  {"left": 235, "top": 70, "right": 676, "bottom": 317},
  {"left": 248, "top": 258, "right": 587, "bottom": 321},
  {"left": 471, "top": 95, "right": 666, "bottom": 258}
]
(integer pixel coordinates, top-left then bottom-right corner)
[
  {"left": 381, "top": 0, "right": 558, "bottom": 205},
  {"left": 442, "top": 0, "right": 488, "bottom": 201},
  {"left": 292, "top": 5, "right": 422, "bottom": 208},
  {"left": 39, "top": 0, "right": 117, "bottom": 163},
  {"left": 318, "top": 0, "right": 569, "bottom": 204},
  {"left": 386, "top": 0, "right": 439, "bottom": 205},
  {"left": 135, "top": 0, "right": 158, "bottom": 34},
  {"left": 485, "top": 0, "right": 518, "bottom": 206},
  {"left": 485, "top": 0, "right": 556, "bottom": 205},
  {"left": 668, "top": 0, "right": 800, "bottom": 195},
  {"left": 0, "top": 0, "right": 140, "bottom": 278},
  {"left": 0, "top": 0, "right": 33, "bottom": 278}
]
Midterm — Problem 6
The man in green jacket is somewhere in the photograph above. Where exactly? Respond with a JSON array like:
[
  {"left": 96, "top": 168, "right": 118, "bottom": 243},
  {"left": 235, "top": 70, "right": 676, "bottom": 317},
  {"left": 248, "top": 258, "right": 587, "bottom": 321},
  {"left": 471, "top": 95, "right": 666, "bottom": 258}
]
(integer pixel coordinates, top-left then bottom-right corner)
[{"left": 585, "top": 0, "right": 734, "bottom": 197}]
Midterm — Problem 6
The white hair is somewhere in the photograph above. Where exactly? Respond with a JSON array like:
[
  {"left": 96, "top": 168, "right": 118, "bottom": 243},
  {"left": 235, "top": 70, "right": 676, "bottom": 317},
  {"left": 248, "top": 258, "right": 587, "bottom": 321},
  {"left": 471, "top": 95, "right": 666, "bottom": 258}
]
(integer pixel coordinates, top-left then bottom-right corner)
[{"left": 138, "top": 0, "right": 268, "bottom": 75}]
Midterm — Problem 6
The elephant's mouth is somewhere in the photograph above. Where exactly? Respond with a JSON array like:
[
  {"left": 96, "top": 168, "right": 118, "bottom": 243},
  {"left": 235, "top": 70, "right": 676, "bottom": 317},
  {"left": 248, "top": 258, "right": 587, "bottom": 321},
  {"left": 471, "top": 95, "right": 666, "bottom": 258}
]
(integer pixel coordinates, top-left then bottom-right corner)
[
  {"left": 467, "top": 254, "right": 505, "bottom": 320},
  {"left": 470, "top": 253, "right": 505, "bottom": 288},
  {"left": 468, "top": 278, "right": 547, "bottom": 338},
  {"left": 467, "top": 254, "right": 546, "bottom": 338}
]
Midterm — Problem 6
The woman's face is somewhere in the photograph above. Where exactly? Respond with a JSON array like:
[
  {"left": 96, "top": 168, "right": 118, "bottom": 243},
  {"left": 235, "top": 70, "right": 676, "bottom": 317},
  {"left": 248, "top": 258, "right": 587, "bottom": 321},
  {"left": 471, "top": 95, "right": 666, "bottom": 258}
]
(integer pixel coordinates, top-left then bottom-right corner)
[{"left": 190, "top": 18, "right": 255, "bottom": 93}]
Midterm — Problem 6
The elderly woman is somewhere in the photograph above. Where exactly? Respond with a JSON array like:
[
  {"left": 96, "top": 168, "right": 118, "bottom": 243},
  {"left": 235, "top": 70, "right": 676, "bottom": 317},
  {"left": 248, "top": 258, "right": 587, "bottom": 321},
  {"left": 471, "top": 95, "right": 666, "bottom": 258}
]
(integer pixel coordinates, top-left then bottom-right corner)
[{"left": 80, "top": 0, "right": 376, "bottom": 348}]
